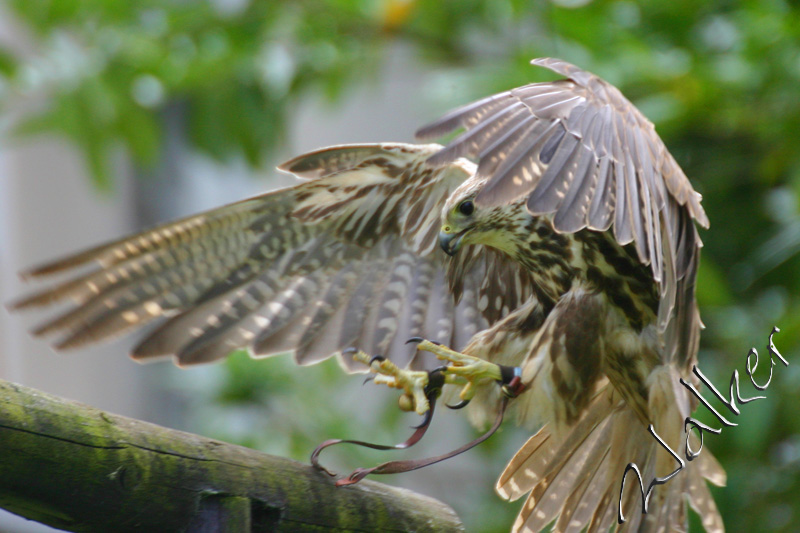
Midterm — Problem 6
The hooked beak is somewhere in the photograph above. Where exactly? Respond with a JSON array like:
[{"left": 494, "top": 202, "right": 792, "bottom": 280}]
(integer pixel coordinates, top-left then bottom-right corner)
[{"left": 439, "top": 229, "right": 469, "bottom": 256}]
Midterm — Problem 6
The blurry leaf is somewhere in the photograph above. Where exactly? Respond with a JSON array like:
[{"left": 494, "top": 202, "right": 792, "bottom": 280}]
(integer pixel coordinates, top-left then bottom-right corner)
[
  {"left": 696, "top": 257, "right": 734, "bottom": 306},
  {"left": 729, "top": 392, "right": 776, "bottom": 453},
  {"left": 13, "top": 111, "right": 62, "bottom": 138},
  {"left": 187, "top": 89, "right": 234, "bottom": 162},
  {"left": 234, "top": 84, "right": 277, "bottom": 166},
  {"left": 741, "top": 220, "right": 800, "bottom": 288},
  {"left": 117, "top": 103, "right": 162, "bottom": 165},
  {"left": 218, "top": 350, "right": 293, "bottom": 403},
  {"left": 82, "top": 133, "right": 112, "bottom": 189},
  {"left": 0, "top": 48, "right": 17, "bottom": 77}
]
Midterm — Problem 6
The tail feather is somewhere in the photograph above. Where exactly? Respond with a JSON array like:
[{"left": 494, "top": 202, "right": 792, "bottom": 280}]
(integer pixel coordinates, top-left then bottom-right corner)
[
  {"left": 695, "top": 446, "right": 726, "bottom": 487},
  {"left": 518, "top": 417, "right": 614, "bottom": 531},
  {"left": 554, "top": 427, "right": 613, "bottom": 531},
  {"left": 499, "top": 376, "right": 725, "bottom": 533},
  {"left": 562, "top": 450, "right": 612, "bottom": 532},
  {"left": 496, "top": 428, "right": 554, "bottom": 502},
  {"left": 585, "top": 485, "right": 617, "bottom": 533},
  {"left": 687, "top": 470, "right": 724, "bottom": 532}
]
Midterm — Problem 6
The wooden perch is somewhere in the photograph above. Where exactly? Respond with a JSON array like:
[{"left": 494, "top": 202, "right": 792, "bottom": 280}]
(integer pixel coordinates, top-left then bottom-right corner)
[{"left": 0, "top": 379, "right": 463, "bottom": 532}]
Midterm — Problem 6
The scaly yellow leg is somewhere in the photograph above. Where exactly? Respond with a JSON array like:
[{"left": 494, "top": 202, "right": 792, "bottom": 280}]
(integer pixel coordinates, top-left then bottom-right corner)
[
  {"left": 348, "top": 349, "right": 432, "bottom": 415},
  {"left": 410, "top": 338, "right": 502, "bottom": 404}
]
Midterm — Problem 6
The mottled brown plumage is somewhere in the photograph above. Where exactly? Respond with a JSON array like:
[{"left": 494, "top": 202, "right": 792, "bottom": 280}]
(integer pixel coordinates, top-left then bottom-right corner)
[{"left": 12, "top": 59, "right": 723, "bottom": 532}]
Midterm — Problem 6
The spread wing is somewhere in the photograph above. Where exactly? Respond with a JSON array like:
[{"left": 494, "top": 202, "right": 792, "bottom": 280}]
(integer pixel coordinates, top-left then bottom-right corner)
[
  {"left": 12, "top": 143, "right": 532, "bottom": 371},
  {"left": 417, "top": 57, "right": 706, "bottom": 368}
]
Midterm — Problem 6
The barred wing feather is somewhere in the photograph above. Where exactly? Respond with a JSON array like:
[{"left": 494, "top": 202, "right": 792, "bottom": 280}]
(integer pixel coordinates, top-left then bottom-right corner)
[{"left": 12, "top": 143, "right": 529, "bottom": 371}]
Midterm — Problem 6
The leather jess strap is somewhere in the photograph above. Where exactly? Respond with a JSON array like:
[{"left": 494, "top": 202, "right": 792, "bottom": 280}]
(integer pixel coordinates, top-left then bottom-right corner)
[{"left": 311, "top": 365, "right": 526, "bottom": 486}]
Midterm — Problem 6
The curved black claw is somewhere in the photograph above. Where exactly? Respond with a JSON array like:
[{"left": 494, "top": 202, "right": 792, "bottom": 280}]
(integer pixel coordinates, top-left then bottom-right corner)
[
  {"left": 408, "top": 367, "right": 446, "bottom": 429},
  {"left": 342, "top": 347, "right": 358, "bottom": 356},
  {"left": 405, "top": 336, "right": 442, "bottom": 346},
  {"left": 362, "top": 375, "right": 375, "bottom": 385},
  {"left": 410, "top": 406, "right": 435, "bottom": 429},
  {"left": 368, "top": 354, "right": 386, "bottom": 366},
  {"left": 424, "top": 366, "right": 447, "bottom": 396},
  {"left": 446, "top": 399, "right": 471, "bottom": 410}
]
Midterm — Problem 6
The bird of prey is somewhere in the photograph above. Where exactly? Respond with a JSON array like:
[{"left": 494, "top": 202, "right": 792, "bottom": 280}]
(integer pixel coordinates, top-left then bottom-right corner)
[{"left": 12, "top": 58, "right": 725, "bottom": 532}]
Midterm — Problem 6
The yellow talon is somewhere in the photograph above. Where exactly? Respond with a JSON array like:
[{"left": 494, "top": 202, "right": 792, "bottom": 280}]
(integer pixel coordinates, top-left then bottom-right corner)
[
  {"left": 410, "top": 339, "right": 502, "bottom": 402},
  {"left": 349, "top": 349, "right": 431, "bottom": 415},
  {"left": 349, "top": 340, "right": 504, "bottom": 415}
]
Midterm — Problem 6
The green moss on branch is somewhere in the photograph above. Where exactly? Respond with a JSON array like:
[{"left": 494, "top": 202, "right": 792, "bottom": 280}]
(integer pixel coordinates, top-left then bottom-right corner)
[{"left": 0, "top": 379, "right": 462, "bottom": 532}]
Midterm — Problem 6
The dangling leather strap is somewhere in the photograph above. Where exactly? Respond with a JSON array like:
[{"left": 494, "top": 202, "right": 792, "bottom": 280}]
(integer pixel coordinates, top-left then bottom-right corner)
[
  {"left": 311, "top": 368, "right": 445, "bottom": 477},
  {"left": 330, "top": 394, "right": 510, "bottom": 486},
  {"left": 310, "top": 366, "right": 526, "bottom": 486}
]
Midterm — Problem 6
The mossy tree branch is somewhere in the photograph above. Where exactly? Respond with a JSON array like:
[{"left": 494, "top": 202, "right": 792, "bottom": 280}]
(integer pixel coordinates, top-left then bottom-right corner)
[{"left": 0, "top": 379, "right": 463, "bottom": 532}]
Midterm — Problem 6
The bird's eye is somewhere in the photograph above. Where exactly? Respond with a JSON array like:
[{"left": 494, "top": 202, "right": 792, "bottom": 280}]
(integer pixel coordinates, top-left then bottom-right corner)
[{"left": 458, "top": 200, "right": 474, "bottom": 216}]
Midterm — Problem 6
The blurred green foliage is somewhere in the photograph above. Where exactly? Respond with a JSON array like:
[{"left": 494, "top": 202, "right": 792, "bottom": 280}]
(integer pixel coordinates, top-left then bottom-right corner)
[
  {"left": 4, "top": 0, "right": 800, "bottom": 531},
  {"left": 2, "top": 0, "right": 389, "bottom": 187}
]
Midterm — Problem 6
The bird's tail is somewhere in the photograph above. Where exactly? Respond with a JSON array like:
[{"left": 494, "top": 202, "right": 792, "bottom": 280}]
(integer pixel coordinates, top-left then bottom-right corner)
[{"left": 497, "top": 366, "right": 726, "bottom": 532}]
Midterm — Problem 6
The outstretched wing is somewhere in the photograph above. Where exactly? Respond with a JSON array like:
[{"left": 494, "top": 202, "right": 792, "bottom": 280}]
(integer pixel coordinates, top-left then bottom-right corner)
[
  {"left": 416, "top": 59, "right": 719, "bottom": 533},
  {"left": 11, "top": 143, "right": 529, "bottom": 371},
  {"left": 417, "top": 57, "right": 705, "bottom": 368}
]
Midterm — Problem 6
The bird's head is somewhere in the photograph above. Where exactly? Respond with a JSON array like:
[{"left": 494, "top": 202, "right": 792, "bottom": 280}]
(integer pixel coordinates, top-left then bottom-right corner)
[
  {"left": 439, "top": 185, "right": 523, "bottom": 257},
  {"left": 439, "top": 194, "right": 478, "bottom": 256}
]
